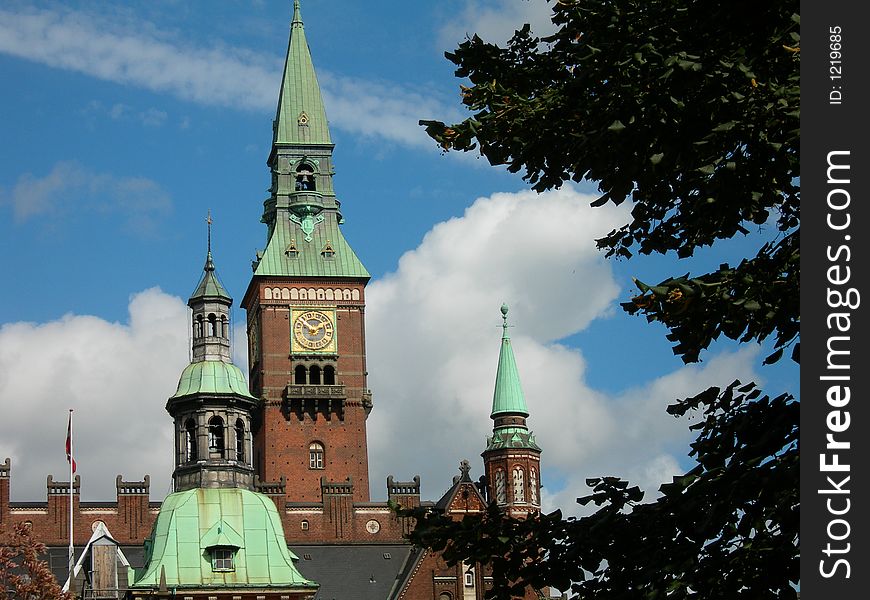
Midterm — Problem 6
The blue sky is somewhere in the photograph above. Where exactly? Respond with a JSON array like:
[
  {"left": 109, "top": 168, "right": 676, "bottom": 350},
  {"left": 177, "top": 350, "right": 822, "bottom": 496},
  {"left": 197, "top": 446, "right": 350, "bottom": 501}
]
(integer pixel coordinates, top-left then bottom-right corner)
[{"left": 0, "top": 0, "right": 797, "bottom": 512}]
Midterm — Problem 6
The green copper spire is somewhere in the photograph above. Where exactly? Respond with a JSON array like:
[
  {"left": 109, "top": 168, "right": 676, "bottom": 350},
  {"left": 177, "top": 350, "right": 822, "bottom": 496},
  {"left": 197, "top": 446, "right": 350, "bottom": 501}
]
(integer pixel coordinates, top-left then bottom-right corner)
[
  {"left": 273, "top": 0, "right": 331, "bottom": 145},
  {"left": 190, "top": 212, "right": 231, "bottom": 303},
  {"left": 486, "top": 304, "right": 540, "bottom": 452},
  {"left": 491, "top": 304, "right": 529, "bottom": 419},
  {"left": 250, "top": 1, "right": 369, "bottom": 282}
]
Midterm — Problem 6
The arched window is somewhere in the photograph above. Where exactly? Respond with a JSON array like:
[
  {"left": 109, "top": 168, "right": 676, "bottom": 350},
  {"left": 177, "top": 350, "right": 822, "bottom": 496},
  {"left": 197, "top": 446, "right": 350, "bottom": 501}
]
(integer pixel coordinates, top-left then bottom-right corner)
[
  {"left": 309, "top": 442, "right": 324, "bottom": 470},
  {"left": 221, "top": 315, "right": 228, "bottom": 339},
  {"left": 295, "top": 163, "right": 316, "bottom": 191},
  {"left": 323, "top": 365, "right": 336, "bottom": 385},
  {"left": 185, "top": 419, "right": 197, "bottom": 462},
  {"left": 208, "top": 416, "right": 225, "bottom": 456},
  {"left": 494, "top": 469, "right": 507, "bottom": 504},
  {"left": 309, "top": 365, "right": 321, "bottom": 385},
  {"left": 208, "top": 314, "right": 217, "bottom": 337},
  {"left": 294, "top": 365, "right": 307, "bottom": 384},
  {"left": 195, "top": 316, "right": 203, "bottom": 339},
  {"left": 512, "top": 467, "right": 525, "bottom": 503},
  {"left": 530, "top": 468, "right": 539, "bottom": 505},
  {"left": 235, "top": 419, "right": 245, "bottom": 462}
]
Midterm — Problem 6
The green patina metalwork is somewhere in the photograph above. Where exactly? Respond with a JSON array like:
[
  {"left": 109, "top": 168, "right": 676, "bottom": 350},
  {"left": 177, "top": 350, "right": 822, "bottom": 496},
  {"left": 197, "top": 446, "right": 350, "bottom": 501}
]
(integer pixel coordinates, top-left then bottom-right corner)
[
  {"left": 251, "top": 0, "right": 369, "bottom": 280},
  {"left": 190, "top": 251, "right": 232, "bottom": 302},
  {"left": 289, "top": 211, "right": 325, "bottom": 243},
  {"left": 132, "top": 488, "right": 317, "bottom": 590},
  {"left": 490, "top": 304, "right": 530, "bottom": 419},
  {"left": 487, "top": 305, "right": 541, "bottom": 452},
  {"left": 171, "top": 361, "right": 256, "bottom": 400},
  {"left": 273, "top": 0, "right": 330, "bottom": 146}
]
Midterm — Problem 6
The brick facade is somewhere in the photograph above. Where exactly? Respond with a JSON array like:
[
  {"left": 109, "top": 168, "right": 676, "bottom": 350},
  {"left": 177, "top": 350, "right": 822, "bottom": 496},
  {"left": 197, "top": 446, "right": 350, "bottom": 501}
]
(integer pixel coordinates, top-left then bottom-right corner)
[{"left": 243, "top": 279, "right": 372, "bottom": 504}]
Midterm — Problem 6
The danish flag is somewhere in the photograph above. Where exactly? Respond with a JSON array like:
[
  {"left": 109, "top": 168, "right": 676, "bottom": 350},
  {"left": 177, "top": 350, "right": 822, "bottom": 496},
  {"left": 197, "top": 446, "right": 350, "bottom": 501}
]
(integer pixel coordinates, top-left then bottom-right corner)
[{"left": 65, "top": 413, "right": 76, "bottom": 473}]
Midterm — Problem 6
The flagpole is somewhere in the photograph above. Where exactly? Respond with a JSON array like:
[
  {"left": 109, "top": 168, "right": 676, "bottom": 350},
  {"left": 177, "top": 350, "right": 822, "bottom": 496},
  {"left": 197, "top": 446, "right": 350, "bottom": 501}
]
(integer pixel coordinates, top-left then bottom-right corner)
[{"left": 68, "top": 408, "right": 74, "bottom": 587}]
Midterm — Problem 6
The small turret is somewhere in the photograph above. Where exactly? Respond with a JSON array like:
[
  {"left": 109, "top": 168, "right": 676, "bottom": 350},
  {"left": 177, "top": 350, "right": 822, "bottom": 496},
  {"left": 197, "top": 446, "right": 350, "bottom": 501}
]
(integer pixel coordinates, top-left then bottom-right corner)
[
  {"left": 481, "top": 305, "right": 542, "bottom": 516},
  {"left": 167, "top": 215, "right": 259, "bottom": 492}
]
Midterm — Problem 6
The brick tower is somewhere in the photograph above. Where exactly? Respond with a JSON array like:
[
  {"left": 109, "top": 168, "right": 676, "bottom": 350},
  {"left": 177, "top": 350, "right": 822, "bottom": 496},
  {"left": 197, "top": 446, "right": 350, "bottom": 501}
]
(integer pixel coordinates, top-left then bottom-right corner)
[
  {"left": 481, "top": 305, "right": 542, "bottom": 518},
  {"left": 241, "top": 0, "right": 372, "bottom": 503}
]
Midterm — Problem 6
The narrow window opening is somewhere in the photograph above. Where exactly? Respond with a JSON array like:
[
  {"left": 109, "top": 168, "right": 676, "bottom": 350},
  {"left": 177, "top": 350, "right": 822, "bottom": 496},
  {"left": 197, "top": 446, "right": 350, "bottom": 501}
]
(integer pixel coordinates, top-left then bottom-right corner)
[
  {"left": 323, "top": 365, "right": 336, "bottom": 385},
  {"left": 235, "top": 419, "right": 245, "bottom": 462},
  {"left": 494, "top": 469, "right": 506, "bottom": 505},
  {"left": 208, "top": 314, "right": 217, "bottom": 337},
  {"left": 185, "top": 419, "right": 198, "bottom": 462},
  {"left": 301, "top": 520, "right": 309, "bottom": 531},
  {"left": 294, "top": 365, "right": 307, "bottom": 384},
  {"left": 208, "top": 416, "right": 225, "bottom": 456},
  {"left": 309, "top": 365, "right": 322, "bottom": 385},
  {"left": 512, "top": 467, "right": 526, "bottom": 503}
]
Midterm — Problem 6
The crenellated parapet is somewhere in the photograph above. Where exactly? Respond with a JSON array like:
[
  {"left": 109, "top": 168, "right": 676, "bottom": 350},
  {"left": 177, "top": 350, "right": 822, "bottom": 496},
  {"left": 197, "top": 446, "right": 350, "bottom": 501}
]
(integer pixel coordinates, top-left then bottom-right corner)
[{"left": 0, "top": 465, "right": 157, "bottom": 545}]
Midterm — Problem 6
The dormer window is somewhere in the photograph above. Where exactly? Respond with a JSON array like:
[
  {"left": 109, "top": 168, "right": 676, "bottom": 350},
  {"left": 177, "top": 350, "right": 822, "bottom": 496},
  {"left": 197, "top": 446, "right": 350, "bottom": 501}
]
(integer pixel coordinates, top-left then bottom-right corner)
[
  {"left": 297, "top": 111, "right": 309, "bottom": 126},
  {"left": 285, "top": 239, "right": 299, "bottom": 258},
  {"left": 212, "top": 547, "right": 235, "bottom": 572},
  {"left": 321, "top": 241, "right": 335, "bottom": 259}
]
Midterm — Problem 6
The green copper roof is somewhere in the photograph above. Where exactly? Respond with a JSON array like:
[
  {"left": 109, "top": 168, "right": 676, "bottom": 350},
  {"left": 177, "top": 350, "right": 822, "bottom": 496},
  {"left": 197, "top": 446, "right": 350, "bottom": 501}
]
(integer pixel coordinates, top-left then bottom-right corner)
[
  {"left": 190, "top": 251, "right": 232, "bottom": 303},
  {"left": 486, "top": 427, "right": 541, "bottom": 452},
  {"left": 491, "top": 304, "right": 529, "bottom": 419},
  {"left": 273, "top": 0, "right": 331, "bottom": 145},
  {"left": 253, "top": 211, "right": 369, "bottom": 279},
  {"left": 171, "top": 361, "right": 256, "bottom": 400},
  {"left": 132, "top": 488, "right": 317, "bottom": 590}
]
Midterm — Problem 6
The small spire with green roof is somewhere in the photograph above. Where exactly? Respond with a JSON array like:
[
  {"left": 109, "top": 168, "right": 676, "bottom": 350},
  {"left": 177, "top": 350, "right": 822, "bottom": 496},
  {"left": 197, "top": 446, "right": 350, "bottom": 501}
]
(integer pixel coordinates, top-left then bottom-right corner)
[
  {"left": 190, "top": 210, "right": 232, "bottom": 304},
  {"left": 486, "top": 304, "right": 540, "bottom": 452},
  {"left": 491, "top": 304, "right": 529, "bottom": 419}
]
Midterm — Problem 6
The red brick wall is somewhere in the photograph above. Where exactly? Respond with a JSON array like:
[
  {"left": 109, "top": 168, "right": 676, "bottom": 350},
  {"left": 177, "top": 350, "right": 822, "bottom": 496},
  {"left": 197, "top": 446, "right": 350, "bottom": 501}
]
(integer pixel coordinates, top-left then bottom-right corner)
[
  {"left": 0, "top": 471, "right": 156, "bottom": 546},
  {"left": 245, "top": 278, "right": 371, "bottom": 503}
]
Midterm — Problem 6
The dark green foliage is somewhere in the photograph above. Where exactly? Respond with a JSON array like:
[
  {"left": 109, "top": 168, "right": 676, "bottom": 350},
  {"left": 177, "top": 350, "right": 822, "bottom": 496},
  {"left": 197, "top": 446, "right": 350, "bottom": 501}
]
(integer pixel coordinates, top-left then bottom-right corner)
[
  {"left": 404, "top": 383, "right": 798, "bottom": 599},
  {"left": 407, "top": 0, "right": 800, "bottom": 597},
  {"left": 421, "top": 0, "right": 799, "bottom": 365}
]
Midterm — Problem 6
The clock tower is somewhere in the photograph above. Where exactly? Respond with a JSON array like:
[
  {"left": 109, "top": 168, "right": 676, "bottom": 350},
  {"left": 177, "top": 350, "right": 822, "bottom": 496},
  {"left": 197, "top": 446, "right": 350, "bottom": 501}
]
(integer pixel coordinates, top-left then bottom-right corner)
[{"left": 242, "top": 0, "right": 372, "bottom": 503}]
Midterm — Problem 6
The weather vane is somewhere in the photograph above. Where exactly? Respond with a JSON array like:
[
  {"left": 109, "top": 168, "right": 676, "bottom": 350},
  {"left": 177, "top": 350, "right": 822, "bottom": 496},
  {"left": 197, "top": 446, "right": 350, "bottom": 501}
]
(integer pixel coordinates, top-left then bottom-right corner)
[{"left": 206, "top": 209, "right": 213, "bottom": 253}]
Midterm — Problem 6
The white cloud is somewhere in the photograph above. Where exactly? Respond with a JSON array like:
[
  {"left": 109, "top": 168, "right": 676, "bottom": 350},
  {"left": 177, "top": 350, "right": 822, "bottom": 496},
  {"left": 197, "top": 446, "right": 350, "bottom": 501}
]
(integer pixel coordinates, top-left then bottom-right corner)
[
  {"left": 364, "top": 186, "right": 762, "bottom": 514},
  {"left": 0, "top": 6, "right": 276, "bottom": 111},
  {"left": 0, "top": 5, "right": 458, "bottom": 149},
  {"left": 2, "top": 161, "right": 172, "bottom": 233},
  {"left": 438, "top": 0, "right": 558, "bottom": 48},
  {"left": 0, "top": 187, "right": 763, "bottom": 513},
  {"left": 319, "top": 73, "right": 464, "bottom": 149},
  {"left": 0, "top": 288, "right": 188, "bottom": 501}
]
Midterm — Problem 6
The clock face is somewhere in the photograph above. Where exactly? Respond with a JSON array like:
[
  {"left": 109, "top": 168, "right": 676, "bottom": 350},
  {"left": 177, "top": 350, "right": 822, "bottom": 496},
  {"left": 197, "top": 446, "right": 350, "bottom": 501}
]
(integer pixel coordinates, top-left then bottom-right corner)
[
  {"left": 365, "top": 519, "right": 380, "bottom": 534},
  {"left": 293, "top": 310, "right": 335, "bottom": 351}
]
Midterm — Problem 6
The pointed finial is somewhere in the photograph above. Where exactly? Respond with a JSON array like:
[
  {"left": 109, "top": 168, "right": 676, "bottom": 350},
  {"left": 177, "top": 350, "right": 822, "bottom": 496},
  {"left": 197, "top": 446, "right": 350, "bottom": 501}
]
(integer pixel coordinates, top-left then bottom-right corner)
[
  {"left": 292, "top": 0, "right": 303, "bottom": 26},
  {"left": 500, "top": 303, "right": 510, "bottom": 338},
  {"left": 204, "top": 210, "right": 216, "bottom": 273},
  {"left": 206, "top": 209, "right": 213, "bottom": 254}
]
